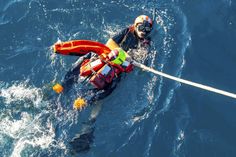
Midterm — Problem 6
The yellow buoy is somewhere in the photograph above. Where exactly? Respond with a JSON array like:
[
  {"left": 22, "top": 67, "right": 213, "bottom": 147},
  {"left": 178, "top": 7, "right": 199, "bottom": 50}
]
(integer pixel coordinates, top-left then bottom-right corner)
[
  {"left": 73, "top": 97, "right": 87, "bottom": 110},
  {"left": 52, "top": 83, "right": 64, "bottom": 94}
]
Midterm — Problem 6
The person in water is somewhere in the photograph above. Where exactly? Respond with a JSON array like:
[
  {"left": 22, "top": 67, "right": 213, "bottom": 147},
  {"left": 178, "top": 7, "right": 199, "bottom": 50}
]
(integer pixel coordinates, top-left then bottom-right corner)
[
  {"left": 53, "top": 15, "right": 153, "bottom": 109},
  {"left": 54, "top": 47, "right": 133, "bottom": 108},
  {"left": 106, "top": 15, "right": 153, "bottom": 56},
  {"left": 52, "top": 15, "right": 153, "bottom": 153},
  {"left": 53, "top": 47, "right": 134, "bottom": 153}
]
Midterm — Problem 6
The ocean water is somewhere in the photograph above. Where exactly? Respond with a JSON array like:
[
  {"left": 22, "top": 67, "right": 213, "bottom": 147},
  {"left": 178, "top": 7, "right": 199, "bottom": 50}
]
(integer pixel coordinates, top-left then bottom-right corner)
[{"left": 0, "top": 0, "right": 236, "bottom": 157}]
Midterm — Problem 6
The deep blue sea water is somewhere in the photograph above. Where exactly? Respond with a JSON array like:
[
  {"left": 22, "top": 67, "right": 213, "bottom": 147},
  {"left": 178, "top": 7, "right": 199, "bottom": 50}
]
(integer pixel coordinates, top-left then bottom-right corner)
[{"left": 0, "top": 0, "right": 236, "bottom": 157}]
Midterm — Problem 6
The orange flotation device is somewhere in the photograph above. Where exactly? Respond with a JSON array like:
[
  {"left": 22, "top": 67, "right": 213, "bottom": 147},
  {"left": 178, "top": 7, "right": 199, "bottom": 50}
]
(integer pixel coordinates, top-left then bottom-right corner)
[
  {"left": 53, "top": 40, "right": 128, "bottom": 89},
  {"left": 79, "top": 58, "right": 105, "bottom": 77},
  {"left": 53, "top": 40, "right": 111, "bottom": 56},
  {"left": 89, "top": 64, "right": 115, "bottom": 89}
]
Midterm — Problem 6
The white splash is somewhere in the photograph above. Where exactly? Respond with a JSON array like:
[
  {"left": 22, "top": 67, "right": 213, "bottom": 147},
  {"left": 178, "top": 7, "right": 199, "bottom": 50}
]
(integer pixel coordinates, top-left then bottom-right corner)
[
  {"left": 0, "top": 81, "right": 67, "bottom": 156},
  {"left": 0, "top": 112, "right": 58, "bottom": 157},
  {"left": 102, "top": 24, "right": 123, "bottom": 40},
  {"left": 175, "top": 130, "right": 185, "bottom": 152},
  {"left": 0, "top": 82, "right": 43, "bottom": 107}
]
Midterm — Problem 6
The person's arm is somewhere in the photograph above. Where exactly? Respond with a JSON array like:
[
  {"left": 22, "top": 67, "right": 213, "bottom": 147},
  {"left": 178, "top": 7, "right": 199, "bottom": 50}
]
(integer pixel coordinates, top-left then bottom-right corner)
[
  {"left": 60, "top": 59, "right": 83, "bottom": 93},
  {"left": 53, "top": 53, "right": 92, "bottom": 94},
  {"left": 105, "top": 28, "right": 129, "bottom": 50}
]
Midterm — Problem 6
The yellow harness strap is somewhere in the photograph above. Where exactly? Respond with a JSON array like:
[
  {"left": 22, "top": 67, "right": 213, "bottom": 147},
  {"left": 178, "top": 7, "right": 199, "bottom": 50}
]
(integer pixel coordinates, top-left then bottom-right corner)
[{"left": 106, "top": 38, "right": 120, "bottom": 50}]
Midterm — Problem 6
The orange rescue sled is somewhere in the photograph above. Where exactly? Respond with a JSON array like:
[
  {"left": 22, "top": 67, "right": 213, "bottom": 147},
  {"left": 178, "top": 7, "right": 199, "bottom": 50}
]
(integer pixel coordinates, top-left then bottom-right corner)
[{"left": 53, "top": 40, "right": 111, "bottom": 56}]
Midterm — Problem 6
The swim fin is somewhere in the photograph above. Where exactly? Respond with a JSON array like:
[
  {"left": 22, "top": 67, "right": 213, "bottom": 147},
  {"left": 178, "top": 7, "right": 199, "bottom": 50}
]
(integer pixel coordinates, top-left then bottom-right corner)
[{"left": 69, "top": 127, "right": 94, "bottom": 153}]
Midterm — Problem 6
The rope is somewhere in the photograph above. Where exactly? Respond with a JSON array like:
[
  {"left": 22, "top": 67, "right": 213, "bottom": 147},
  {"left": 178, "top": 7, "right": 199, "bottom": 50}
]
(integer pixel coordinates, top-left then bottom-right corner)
[{"left": 133, "top": 61, "right": 236, "bottom": 99}]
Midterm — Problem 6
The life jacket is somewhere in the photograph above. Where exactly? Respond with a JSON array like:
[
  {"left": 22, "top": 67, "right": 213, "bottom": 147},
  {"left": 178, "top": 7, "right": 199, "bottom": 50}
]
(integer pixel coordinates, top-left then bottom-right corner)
[
  {"left": 79, "top": 48, "right": 133, "bottom": 89},
  {"left": 80, "top": 58, "right": 105, "bottom": 77},
  {"left": 89, "top": 64, "right": 116, "bottom": 89}
]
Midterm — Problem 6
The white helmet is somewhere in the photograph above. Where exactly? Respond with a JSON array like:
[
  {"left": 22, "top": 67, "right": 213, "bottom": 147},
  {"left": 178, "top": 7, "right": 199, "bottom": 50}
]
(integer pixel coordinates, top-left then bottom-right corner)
[{"left": 134, "top": 15, "right": 153, "bottom": 27}]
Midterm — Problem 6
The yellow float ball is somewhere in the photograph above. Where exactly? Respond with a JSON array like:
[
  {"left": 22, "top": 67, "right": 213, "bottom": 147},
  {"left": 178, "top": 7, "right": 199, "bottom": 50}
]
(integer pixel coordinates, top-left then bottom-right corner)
[
  {"left": 73, "top": 98, "right": 87, "bottom": 110},
  {"left": 52, "top": 83, "right": 64, "bottom": 94}
]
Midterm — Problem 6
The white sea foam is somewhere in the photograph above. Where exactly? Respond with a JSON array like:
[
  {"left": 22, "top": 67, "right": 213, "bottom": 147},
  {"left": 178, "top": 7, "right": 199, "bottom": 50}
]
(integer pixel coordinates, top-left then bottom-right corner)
[
  {"left": 0, "top": 112, "right": 58, "bottom": 157},
  {"left": 0, "top": 81, "right": 67, "bottom": 156},
  {"left": 0, "top": 82, "right": 43, "bottom": 155},
  {"left": 0, "top": 81, "right": 43, "bottom": 107},
  {"left": 102, "top": 24, "right": 123, "bottom": 40}
]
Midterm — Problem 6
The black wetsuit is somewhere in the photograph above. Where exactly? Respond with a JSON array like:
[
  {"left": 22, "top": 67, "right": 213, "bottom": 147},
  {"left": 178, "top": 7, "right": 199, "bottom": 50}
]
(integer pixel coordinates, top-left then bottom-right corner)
[
  {"left": 61, "top": 52, "right": 120, "bottom": 104},
  {"left": 68, "top": 28, "right": 152, "bottom": 153},
  {"left": 112, "top": 27, "right": 151, "bottom": 52},
  {"left": 61, "top": 27, "right": 151, "bottom": 104}
]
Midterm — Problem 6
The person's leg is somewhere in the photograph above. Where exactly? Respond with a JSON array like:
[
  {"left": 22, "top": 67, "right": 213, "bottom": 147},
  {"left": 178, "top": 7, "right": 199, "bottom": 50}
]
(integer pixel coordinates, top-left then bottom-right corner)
[
  {"left": 69, "top": 102, "right": 101, "bottom": 153},
  {"left": 89, "top": 101, "right": 102, "bottom": 122},
  {"left": 69, "top": 90, "right": 104, "bottom": 153},
  {"left": 69, "top": 63, "right": 119, "bottom": 153}
]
